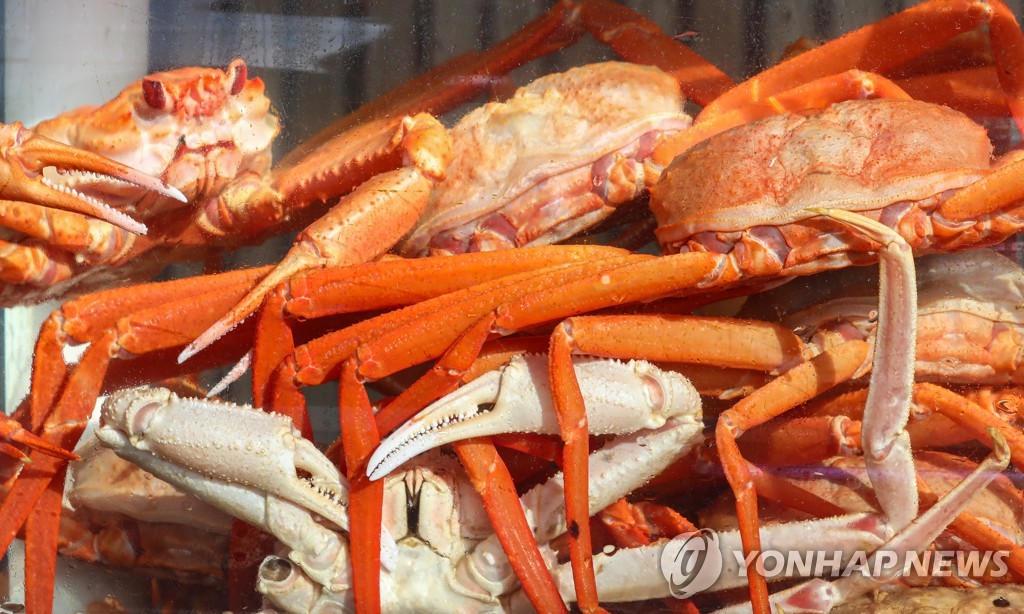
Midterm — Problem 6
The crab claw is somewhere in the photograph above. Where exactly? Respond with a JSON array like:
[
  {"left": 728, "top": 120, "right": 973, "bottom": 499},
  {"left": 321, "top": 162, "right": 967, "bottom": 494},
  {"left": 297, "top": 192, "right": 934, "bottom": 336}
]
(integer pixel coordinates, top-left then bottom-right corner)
[
  {"left": 0, "top": 415, "right": 77, "bottom": 461},
  {"left": 0, "top": 122, "right": 186, "bottom": 234},
  {"left": 95, "top": 387, "right": 398, "bottom": 572},
  {"left": 367, "top": 354, "right": 700, "bottom": 480}
]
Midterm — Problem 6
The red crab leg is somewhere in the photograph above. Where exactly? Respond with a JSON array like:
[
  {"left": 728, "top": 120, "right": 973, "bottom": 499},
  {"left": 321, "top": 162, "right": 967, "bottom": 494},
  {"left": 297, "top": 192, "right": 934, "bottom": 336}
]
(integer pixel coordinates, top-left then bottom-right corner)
[
  {"left": 716, "top": 340, "right": 871, "bottom": 614},
  {"left": 913, "top": 383, "right": 1024, "bottom": 471},
  {"left": 277, "top": 0, "right": 582, "bottom": 168},
  {"left": 0, "top": 416, "right": 76, "bottom": 461},
  {"left": 355, "top": 251, "right": 730, "bottom": 381},
  {"left": 656, "top": 71, "right": 912, "bottom": 168},
  {"left": 575, "top": 0, "right": 734, "bottom": 106},
  {"left": 340, "top": 359, "right": 384, "bottom": 614},
  {"left": 916, "top": 479, "right": 1024, "bottom": 580},
  {"left": 700, "top": 0, "right": 993, "bottom": 120},
  {"left": 180, "top": 114, "right": 453, "bottom": 364},
  {"left": 453, "top": 438, "right": 570, "bottom": 614},
  {"left": 252, "top": 246, "right": 621, "bottom": 404},
  {"left": 937, "top": 147, "right": 1024, "bottom": 221},
  {"left": 374, "top": 314, "right": 495, "bottom": 436},
  {"left": 896, "top": 65, "right": 1009, "bottom": 119}
]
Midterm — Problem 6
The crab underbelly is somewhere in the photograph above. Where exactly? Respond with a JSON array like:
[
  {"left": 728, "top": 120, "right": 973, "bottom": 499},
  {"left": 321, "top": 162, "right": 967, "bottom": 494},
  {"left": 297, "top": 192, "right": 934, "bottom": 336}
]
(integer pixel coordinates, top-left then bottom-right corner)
[{"left": 420, "top": 141, "right": 656, "bottom": 255}]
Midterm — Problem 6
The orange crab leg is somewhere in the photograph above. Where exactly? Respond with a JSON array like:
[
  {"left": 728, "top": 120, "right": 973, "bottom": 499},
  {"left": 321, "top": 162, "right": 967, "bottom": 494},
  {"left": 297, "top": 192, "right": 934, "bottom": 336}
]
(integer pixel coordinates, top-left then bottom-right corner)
[
  {"left": 937, "top": 149, "right": 1024, "bottom": 221},
  {"left": 896, "top": 65, "right": 1009, "bottom": 119},
  {"left": 181, "top": 114, "right": 453, "bottom": 364},
  {"left": 747, "top": 465, "right": 850, "bottom": 519},
  {"left": 987, "top": 0, "right": 1024, "bottom": 131},
  {"left": 656, "top": 70, "right": 912, "bottom": 167},
  {"left": 776, "top": 385, "right": 1024, "bottom": 463},
  {"left": 741, "top": 415, "right": 861, "bottom": 468},
  {"left": 0, "top": 333, "right": 118, "bottom": 611},
  {"left": 715, "top": 340, "right": 870, "bottom": 614},
  {"left": 340, "top": 359, "right": 384, "bottom": 614},
  {"left": 277, "top": 0, "right": 582, "bottom": 168},
  {"left": 537, "top": 314, "right": 809, "bottom": 611},
  {"left": 883, "top": 27, "right": 993, "bottom": 79},
  {"left": 24, "top": 266, "right": 271, "bottom": 433},
  {"left": 375, "top": 314, "right": 495, "bottom": 436},
  {"left": 463, "top": 336, "right": 551, "bottom": 383},
  {"left": 252, "top": 246, "right": 621, "bottom": 404},
  {"left": 0, "top": 122, "right": 184, "bottom": 234},
  {"left": 453, "top": 438, "right": 570, "bottom": 614},
  {"left": 701, "top": 0, "right": 993, "bottom": 120},
  {"left": 0, "top": 416, "right": 76, "bottom": 461},
  {"left": 263, "top": 251, "right": 639, "bottom": 413},
  {"left": 0, "top": 239, "right": 72, "bottom": 286},
  {"left": 356, "top": 251, "right": 729, "bottom": 381},
  {"left": 0, "top": 200, "right": 132, "bottom": 262},
  {"left": 575, "top": 0, "right": 734, "bottom": 106},
  {"left": 24, "top": 463, "right": 67, "bottom": 614},
  {"left": 549, "top": 322, "right": 600, "bottom": 612},
  {"left": 0, "top": 279, "right": 275, "bottom": 569},
  {"left": 916, "top": 479, "right": 1024, "bottom": 580},
  {"left": 342, "top": 254, "right": 647, "bottom": 380},
  {"left": 912, "top": 383, "right": 1024, "bottom": 471}
]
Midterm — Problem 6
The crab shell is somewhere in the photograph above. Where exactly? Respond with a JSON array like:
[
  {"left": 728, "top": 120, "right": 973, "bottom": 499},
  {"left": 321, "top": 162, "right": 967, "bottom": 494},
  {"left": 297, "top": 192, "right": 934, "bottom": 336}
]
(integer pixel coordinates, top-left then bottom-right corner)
[
  {"left": 401, "top": 61, "right": 690, "bottom": 256},
  {"left": 33, "top": 59, "right": 278, "bottom": 217},
  {"left": 651, "top": 99, "right": 993, "bottom": 268}
]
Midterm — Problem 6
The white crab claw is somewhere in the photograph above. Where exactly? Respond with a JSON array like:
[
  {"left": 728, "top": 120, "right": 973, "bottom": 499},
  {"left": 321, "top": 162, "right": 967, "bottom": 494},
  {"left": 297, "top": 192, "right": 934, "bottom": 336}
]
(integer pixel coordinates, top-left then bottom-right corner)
[
  {"left": 96, "top": 387, "right": 399, "bottom": 572},
  {"left": 368, "top": 354, "right": 700, "bottom": 480}
]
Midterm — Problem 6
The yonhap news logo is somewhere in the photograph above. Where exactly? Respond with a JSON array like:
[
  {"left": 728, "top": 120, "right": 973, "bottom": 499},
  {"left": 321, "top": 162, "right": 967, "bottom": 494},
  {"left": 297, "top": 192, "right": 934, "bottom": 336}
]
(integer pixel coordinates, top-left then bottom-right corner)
[
  {"left": 660, "top": 528, "right": 724, "bottom": 599},
  {"left": 659, "top": 528, "right": 1010, "bottom": 599}
]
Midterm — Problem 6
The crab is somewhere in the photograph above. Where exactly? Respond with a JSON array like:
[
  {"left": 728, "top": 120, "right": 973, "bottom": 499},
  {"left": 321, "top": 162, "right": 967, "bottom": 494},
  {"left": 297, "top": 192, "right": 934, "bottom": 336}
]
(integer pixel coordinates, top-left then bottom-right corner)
[
  {"left": 0, "top": 58, "right": 453, "bottom": 308},
  {"left": 91, "top": 362, "right": 1013, "bottom": 612},
  {"left": 11, "top": 1, "right": 1024, "bottom": 611},
  {"left": 735, "top": 249, "right": 1024, "bottom": 472},
  {"left": 12, "top": 93, "right": 1021, "bottom": 613}
]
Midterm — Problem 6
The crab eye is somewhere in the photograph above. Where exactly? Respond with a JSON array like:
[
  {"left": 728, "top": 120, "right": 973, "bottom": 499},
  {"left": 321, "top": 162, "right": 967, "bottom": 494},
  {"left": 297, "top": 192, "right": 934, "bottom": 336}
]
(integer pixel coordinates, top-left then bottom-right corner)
[
  {"left": 227, "top": 59, "right": 247, "bottom": 95},
  {"left": 142, "top": 78, "right": 169, "bottom": 110}
]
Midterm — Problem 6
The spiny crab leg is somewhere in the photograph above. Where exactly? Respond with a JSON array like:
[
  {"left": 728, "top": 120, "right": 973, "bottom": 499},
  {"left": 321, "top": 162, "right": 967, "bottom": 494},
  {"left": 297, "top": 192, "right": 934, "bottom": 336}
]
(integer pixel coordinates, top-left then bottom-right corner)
[
  {"left": 177, "top": 113, "right": 452, "bottom": 364},
  {"left": 94, "top": 387, "right": 399, "bottom": 572},
  {"left": 551, "top": 514, "right": 890, "bottom": 606},
  {"left": 0, "top": 122, "right": 184, "bottom": 234},
  {"left": 809, "top": 207, "right": 919, "bottom": 532},
  {"left": 367, "top": 353, "right": 701, "bottom": 480},
  {"left": 722, "top": 429, "right": 1012, "bottom": 614},
  {"left": 0, "top": 415, "right": 76, "bottom": 461}
]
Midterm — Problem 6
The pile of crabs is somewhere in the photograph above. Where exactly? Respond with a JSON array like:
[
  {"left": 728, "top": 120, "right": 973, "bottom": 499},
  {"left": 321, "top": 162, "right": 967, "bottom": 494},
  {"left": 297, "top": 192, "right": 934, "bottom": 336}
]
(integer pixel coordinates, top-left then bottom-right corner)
[{"left": 5, "top": 0, "right": 1024, "bottom": 612}]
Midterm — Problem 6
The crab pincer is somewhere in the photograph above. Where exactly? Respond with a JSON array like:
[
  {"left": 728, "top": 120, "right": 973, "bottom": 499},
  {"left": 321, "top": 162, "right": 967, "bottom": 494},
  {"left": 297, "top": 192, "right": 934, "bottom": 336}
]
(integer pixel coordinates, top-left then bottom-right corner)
[{"left": 0, "top": 122, "right": 185, "bottom": 234}]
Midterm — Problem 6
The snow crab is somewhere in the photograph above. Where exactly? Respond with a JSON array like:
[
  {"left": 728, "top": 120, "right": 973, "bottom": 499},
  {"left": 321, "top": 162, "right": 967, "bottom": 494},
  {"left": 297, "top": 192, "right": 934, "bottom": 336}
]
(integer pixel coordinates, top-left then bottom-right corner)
[
  {"left": 0, "top": 57, "right": 451, "bottom": 308},
  {"left": 11, "top": 0, "right": 1024, "bottom": 611},
  {"left": 90, "top": 362, "right": 1013, "bottom": 612},
  {"left": 12, "top": 94, "right": 1024, "bottom": 612}
]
